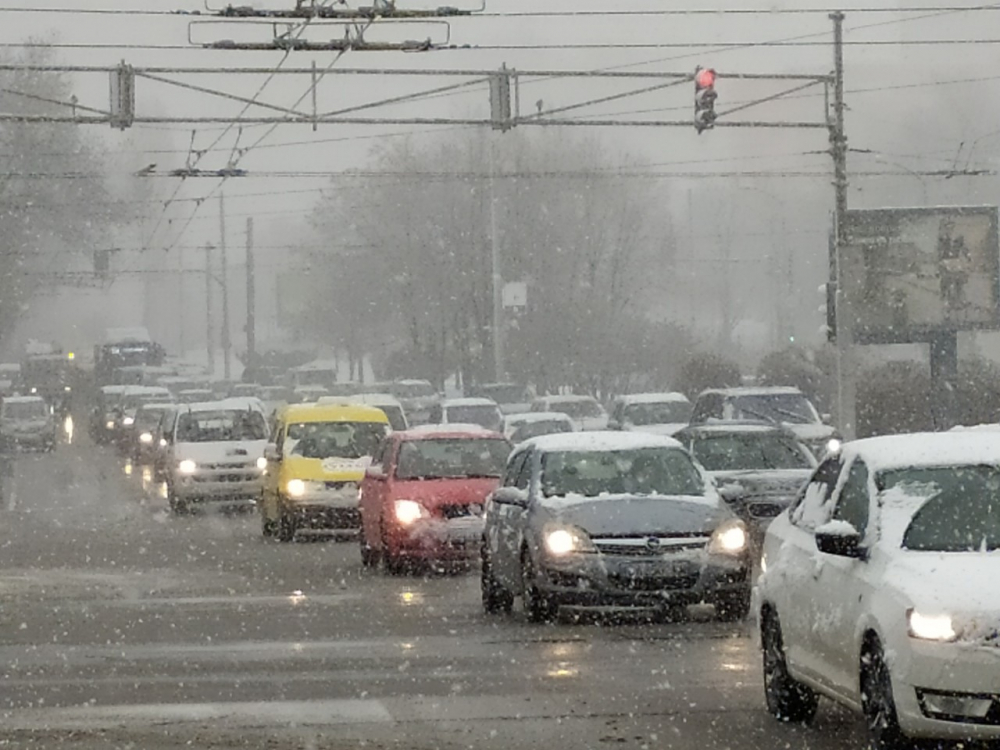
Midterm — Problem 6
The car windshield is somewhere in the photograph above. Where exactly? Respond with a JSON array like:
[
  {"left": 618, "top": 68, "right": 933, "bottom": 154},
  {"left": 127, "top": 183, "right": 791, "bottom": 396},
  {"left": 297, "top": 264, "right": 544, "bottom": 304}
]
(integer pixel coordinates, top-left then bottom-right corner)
[
  {"left": 732, "top": 394, "right": 818, "bottom": 425},
  {"left": 511, "top": 420, "right": 573, "bottom": 442},
  {"left": 551, "top": 399, "right": 603, "bottom": 419},
  {"left": 2, "top": 401, "right": 48, "bottom": 420},
  {"left": 175, "top": 409, "right": 268, "bottom": 442},
  {"left": 473, "top": 385, "right": 529, "bottom": 403},
  {"left": 392, "top": 382, "right": 436, "bottom": 399},
  {"left": 135, "top": 406, "right": 170, "bottom": 429},
  {"left": 542, "top": 447, "right": 705, "bottom": 498},
  {"left": 692, "top": 434, "right": 813, "bottom": 472},
  {"left": 446, "top": 404, "right": 502, "bottom": 430},
  {"left": 286, "top": 421, "right": 387, "bottom": 459},
  {"left": 395, "top": 438, "right": 510, "bottom": 480},
  {"left": 880, "top": 465, "right": 1000, "bottom": 552},
  {"left": 623, "top": 401, "right": 692, "bottom": 426},
  {"left": 122, "top": 393, "right": 170, "bottom": 410}
]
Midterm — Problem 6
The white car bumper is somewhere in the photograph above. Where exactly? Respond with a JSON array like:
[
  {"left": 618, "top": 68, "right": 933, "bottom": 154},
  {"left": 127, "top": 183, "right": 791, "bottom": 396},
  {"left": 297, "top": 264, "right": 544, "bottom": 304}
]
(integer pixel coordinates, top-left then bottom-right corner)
[{"left": 893, "top": 640, "right": 1000, "bottom": 740}]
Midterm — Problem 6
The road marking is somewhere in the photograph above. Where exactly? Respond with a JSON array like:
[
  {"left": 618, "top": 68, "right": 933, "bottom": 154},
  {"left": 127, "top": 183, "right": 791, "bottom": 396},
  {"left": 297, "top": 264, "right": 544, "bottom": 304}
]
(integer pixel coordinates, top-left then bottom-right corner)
[
  {"left": 1, "top": 699, "right": 394, "bottom": 731},
  {"left": 6, "top": 476, "right": 16, "bottom": 511}
]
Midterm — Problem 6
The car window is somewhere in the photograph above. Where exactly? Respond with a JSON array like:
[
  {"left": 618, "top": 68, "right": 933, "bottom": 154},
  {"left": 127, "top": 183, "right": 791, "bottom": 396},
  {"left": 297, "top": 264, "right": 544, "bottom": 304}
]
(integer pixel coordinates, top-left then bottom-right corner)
[
  {"left": 790, "top": 455, "right": 844, "bottom": 531},
  {"left": 504, "top": 451, "right": 528, "bottom": 487},
  {"left": 832, "top": 459, "right": 870, "bottom": 535},
  {"left": 514, "top": 451, "right": 533, "bottom": 490}
]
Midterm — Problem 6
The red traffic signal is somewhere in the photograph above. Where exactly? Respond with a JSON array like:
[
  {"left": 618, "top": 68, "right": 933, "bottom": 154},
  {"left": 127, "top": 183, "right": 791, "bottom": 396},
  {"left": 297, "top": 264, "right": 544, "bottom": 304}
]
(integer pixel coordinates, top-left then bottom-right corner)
[{"left": 695, "top": 68, "right": 717, "bottom": 90}]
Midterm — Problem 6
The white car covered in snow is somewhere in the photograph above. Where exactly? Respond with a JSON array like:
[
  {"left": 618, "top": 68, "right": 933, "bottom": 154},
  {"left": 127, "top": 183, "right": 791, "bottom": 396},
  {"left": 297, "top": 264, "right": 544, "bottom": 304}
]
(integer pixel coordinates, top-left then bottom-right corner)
[
  {"left": 165, "top": 398, "right": 269, "bottom": 514},
  {"left": 530, "top": 394, "right": 608, "bottom": 432},
  {"left": 754, "top": 432, "right": 1000, "bottom": 747},
  {"left": 608, "top": 392, "right": 693, "bottom": 436}
]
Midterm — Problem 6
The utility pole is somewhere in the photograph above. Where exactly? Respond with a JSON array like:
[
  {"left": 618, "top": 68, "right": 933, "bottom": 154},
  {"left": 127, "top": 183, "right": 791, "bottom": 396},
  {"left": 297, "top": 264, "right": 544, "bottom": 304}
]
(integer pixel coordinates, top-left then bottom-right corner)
[
  {"left": 204, "top": 243, "right": 215, "bottom": 376},
  {"left": 219, "top": 191, "right": 232, "bottom": 381},
  {"left": 245, "top": 217, "right": 256, "bottom": 369},
  {"left": 830, "top": 11, "right": 856, "bottom": 439},
  {"left": 489, "top": 133, "right": 504, "bottom": 383}
]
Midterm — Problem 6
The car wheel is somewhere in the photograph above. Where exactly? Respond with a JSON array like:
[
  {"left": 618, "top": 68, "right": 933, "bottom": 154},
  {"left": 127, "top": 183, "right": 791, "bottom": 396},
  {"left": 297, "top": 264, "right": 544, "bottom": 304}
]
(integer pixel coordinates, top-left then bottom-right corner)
[
  {"left": 481, "top": 545, "right": 513, "bottom": 614},
  {"left": 521, "top": 548, "right": 557, "bottom": 623},
  {"left": 861, "top": 638, "right": 906, "bottom": 750},
  {"left": 360, "top": 532, "right": 380, "bottom": 568},
  {"left": 277, "top": 505, "right": 297, "bottom": 543},
  {"left": 381, "top": 522, "right": 406, "bottom": 576},
  {"left": 762, "top": 611, "right": 819, "bottom": 724},
  {"left": 714, "top": 589, "right": 751, "bottom": 622},
  {"left": 261, "top": 502, "right": 278, "bottom": 538}
]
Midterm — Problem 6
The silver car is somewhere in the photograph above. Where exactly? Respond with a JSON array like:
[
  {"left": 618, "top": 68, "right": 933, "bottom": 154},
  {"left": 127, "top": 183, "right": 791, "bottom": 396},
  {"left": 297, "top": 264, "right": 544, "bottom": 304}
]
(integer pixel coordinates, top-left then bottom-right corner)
[
  {"left": 0, "top": 396, "right": 56, "bottom": 452},
  {"left": 481, "top": 432, "right": 752, "bottom": 622}
]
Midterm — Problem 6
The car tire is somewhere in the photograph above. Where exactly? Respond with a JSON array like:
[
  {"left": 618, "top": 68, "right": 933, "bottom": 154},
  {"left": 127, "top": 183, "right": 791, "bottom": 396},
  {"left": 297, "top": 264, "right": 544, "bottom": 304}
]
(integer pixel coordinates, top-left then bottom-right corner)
[
  {"left": 277, "top": 505, "right": 297, "bottom": 543},
  {"left": 261, "top": 503, "right": 278, "bottom": 538},
  {"left": 381, "top": 522, "right": 406, "bottom": 576},
  {"left": 861, "top": 638, "right": 906, "bottom": 750},
  {"left": 521, "top": 548, "right": 557, "bottom": 623},
  {"left": 360, "top": 533, "right": 380, "bottom": 568},
  {"left": 481, "top": 546, "right": 513, "bottom": 614},
  {"left": 762, "top": 611, "right": 819, "bottom": 724},
  {"left": 714, "top": 589, "right": 751, "bottom": 622}
]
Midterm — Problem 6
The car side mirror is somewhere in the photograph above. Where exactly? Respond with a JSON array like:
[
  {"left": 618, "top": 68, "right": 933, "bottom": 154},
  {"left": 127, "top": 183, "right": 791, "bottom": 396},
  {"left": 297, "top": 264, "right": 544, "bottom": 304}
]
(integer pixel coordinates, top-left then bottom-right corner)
[
  {"left": 719, "top": 483, "right": 746, "bottom": 505},
  {"left": 365, "top": 466, "right": 386, "bottom": 481},
  {"left": 264, "top": 443, "right": 281, "bottom": 462},
  {"left": 821, "top": 413, "right": 833, "bottom": 425},
  {"left": 492, "top": 487, "right": 528, "bottom": 508},
  {"left": 815, "top": 522, "right": 866, "bottom": 559}
]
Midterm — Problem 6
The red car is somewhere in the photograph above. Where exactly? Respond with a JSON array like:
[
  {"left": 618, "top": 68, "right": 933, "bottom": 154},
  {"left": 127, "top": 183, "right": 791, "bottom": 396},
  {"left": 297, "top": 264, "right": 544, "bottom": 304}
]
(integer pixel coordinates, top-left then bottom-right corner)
[{"left": 359, "top": 427, "right": 512, "bottom": 573}]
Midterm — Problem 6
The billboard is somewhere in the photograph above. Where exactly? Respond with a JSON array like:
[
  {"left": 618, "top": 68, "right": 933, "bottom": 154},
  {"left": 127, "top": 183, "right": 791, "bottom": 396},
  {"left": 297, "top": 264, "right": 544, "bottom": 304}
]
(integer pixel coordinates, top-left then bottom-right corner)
[{"left": 840, "top": 206, "right": 1000, "bottom": 344}]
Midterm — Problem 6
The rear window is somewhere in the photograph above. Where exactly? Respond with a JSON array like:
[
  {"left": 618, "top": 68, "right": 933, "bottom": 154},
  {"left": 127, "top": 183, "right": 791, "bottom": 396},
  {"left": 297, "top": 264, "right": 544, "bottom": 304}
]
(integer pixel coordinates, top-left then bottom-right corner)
[
  {"left": 552, "top": 399, "right": 603, "bottom": 420},
  {"left": 2, "top": 401, "right": 48, "bottom": 420},
  {"left": 511, "top": 420, "right": 573, "bottom": 443},
  {"left": 445, "top": 404, "right": 502, "bottom": 430}
]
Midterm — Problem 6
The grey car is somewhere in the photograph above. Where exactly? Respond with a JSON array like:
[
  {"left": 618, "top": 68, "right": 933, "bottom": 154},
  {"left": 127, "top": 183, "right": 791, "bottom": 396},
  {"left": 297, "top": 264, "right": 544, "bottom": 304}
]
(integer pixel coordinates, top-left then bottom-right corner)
[{"left": 480, "top": 432, "right": 752, "bottom": 622}]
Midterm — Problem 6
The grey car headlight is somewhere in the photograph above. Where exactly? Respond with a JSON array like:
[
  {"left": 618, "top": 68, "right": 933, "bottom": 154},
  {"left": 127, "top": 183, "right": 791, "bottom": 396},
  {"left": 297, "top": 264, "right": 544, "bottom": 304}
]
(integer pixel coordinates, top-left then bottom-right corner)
[
  {"left": 708, "top": 519, "right": 748, "bottom": 556},
  {"left": 543, "top": 524, "right": 596, "bottom": 556}
]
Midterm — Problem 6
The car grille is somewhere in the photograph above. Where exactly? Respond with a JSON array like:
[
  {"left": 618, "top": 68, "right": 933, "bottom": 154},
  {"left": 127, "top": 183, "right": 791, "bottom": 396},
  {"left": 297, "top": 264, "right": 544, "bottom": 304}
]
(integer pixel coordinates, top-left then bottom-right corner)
[
  {"left": 607, "top": 571, "right": 701, "bottom": 592},
  {"left": 441, "top": 503, "right": 485, "bottom": 520},
  {"left": 746, "top": 501, "right": 783, "bottom": 519},
  {"left": 593, "top": 535, "right": 710, "bottom": 558},
  {"left": 324, "top": 481, "right": 356, "bottom": 491}
]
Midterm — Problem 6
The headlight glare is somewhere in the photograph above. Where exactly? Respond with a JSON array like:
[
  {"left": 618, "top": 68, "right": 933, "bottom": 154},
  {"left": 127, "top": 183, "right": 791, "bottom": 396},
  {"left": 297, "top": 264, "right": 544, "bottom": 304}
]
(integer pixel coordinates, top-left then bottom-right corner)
[
  {"left": 178, "top": 459, "right": 197, "bottom": 474},
  {"left": 123, "top": 416, "right": 134, "bottom": 426},
  {"left": 256, "top": 456, "right": 268, "bottom": 471},
  {"left": 286, "top": 479, "right": 307, "bottom": 498},
  {"left": 908, "top": 610, "right": 957, "bottom": 642},
  {"left": 543, "top": 524, "right": 595, "bottom": 556},
  {"left": 826, "top": 438, "right": 842, "bottom": 455},
  {"left": 709, "top": 519, "right": 748, "bottom": 555},
  {"left": 139, "top": 432, "right": 153, "bottom": 444},
  {"left": 394, "top": 499, "right": 427, "bottom": 526},
  {"left": 106, "top": 420, "right": 115, "bottom": 430}
]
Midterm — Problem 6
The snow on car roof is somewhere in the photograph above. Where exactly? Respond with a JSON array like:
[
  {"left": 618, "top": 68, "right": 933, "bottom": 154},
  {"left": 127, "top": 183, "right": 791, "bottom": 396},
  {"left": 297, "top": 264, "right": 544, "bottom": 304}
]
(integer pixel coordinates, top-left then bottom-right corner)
[
  {"left": 699, "top": 386, "right": 804, "bottom": 398},
  {"left": 404, "top": 424, "right": 504, "bottom": 438},
  {"left": 538, "top": 394, "right": 599, "bottom": 403},
  {"left": 122, "top": 386, "right": 172, "bottom": 396},
  {"left": 846, "top": 432, "right": 1000, "bottom": 472},
  {"left": 678, "top": 421, "right": 788, "bottom": 435},
  {"left": 3, "top": 395, "right": 45, "bottom": 404},
  {"left": 395, "top": 378, "right": 432, "bottom": 386},
  {"left": 443, "top": 397, "right": 499, "bottom": 407},
  {"left": 617, "top": 392, "right": 690, "bottom": 405},
  {"left": 352, "top": 393, "right": 403, "bottom": 406},
  {"left": 505, "top": 411, "right": 574, "bottom": 426},
  {"left": 526, "top": 431, "right": 683, "bottom": 453},
  {"left": 181, "top": 397, "right": 264, "bottom": 413}
]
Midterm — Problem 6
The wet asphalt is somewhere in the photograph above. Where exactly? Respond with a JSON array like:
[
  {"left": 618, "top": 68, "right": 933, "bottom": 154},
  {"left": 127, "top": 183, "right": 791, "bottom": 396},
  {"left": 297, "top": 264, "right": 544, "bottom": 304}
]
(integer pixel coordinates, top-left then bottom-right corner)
[{"left": 0, "top": 424, "right": 868, "bottom": 749}]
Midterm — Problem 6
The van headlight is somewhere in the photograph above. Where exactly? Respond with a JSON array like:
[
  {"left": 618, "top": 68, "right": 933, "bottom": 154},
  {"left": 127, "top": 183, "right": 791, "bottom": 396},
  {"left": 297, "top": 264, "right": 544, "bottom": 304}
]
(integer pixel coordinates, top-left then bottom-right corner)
[
  {"left": 106, "top": 420, "right": 115, "bottom": 430},
  {"left": 908, "top": 609, "right": 957, "bottom": 642},
  {"left": 123, "top": 416, "right": 134, "bottom": 427},
  {"left": 178, "top": 459, "right": 197, "bottom": 474},
  {"left": 543, "top": 524, "right": 596, "bottom": 556},
  {"left": 394, "top": 499, "right": 428, "bottom": 526},
  {"left": 286, "top": 479, "right": 307, "bottom": 498},
  {"left": 139, "top": 432, "right": 153, "bottom": 444},
  {"left": 708, "top": 519, "right": 748, "bottom": 555},
  {"left": 256, "top": 456, "right": 268, "bottom": 471},
  {"left": 826, "top": 438, "right": 842, "bottom": 455}
]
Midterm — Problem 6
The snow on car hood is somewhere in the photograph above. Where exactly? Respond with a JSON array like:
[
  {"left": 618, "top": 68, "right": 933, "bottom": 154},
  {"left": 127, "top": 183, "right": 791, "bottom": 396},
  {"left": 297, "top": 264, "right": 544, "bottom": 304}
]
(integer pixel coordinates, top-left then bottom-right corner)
[
  {"left": 886, "top": 552, "right": 1000, "bottom": 617},
  {"left": 540, "top": 494, "right": 724, "bottom": 537},
  {"left": 784, "top": 422, "right": 836, "bottom": 442},
  {"left": 175, "top": 440, "right": 267, "bottom": 464},
  {"left": 711, "top": 469, "right": 813, "bottom": 497},
  {"left": 623, "top": 423, "right": 688, "bottom": 437}
]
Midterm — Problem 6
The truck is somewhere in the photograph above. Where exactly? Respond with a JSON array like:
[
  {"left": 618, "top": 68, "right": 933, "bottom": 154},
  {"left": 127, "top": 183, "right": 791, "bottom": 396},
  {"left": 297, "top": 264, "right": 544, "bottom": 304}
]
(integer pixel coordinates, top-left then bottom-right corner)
[{"left": 94, "top": 327, "right": 166, "bottom": 386}]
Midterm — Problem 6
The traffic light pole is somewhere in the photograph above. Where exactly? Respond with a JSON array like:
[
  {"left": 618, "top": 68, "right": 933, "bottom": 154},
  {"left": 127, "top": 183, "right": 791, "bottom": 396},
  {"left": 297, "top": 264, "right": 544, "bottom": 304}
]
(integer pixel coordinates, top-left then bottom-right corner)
[{"left": 829, "top": 11, "right": 857, "bottom": 440}]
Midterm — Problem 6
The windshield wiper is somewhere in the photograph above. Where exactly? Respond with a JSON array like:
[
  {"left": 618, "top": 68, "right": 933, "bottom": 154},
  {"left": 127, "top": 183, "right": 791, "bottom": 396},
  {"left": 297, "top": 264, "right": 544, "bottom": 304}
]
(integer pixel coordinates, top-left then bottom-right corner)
[{"left": 738, "top": 407, "right": 778, "bottom": 425}]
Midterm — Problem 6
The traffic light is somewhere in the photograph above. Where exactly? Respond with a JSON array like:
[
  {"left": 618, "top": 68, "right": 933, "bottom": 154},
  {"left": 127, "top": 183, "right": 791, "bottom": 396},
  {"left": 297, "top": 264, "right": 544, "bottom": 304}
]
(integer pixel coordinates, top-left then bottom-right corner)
[{"left": 694, "top": 67, "right": 718, "bottom": 134}]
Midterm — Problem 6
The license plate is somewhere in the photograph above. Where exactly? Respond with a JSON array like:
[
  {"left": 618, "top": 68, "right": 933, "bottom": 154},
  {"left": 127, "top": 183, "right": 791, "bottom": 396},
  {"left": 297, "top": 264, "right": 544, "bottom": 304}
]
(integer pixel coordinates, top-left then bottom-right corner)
[{"left": 446, "top": 517, "right": 483, "bottom": 543}]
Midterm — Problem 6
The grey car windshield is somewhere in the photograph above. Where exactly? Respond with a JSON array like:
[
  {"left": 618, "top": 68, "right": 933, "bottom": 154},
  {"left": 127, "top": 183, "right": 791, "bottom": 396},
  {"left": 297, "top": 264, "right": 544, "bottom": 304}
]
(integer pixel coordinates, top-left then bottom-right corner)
[
  {"left": 446, "top": 405, "right": 501, "bottom": 430},
  {"left": 732, "top": 394, "right": 817, "bottom": 425},
  {"left": 287, "top": 421, "right": 386, "bottom": 459},
  {"left": 511, "top": 420, "right": 573, "bottom": 442},
  {"left": 692, "top": 434, "right": 813, "bottom": 472},
  {"left": 881, "top": 465, "right": 1000, "bottom": 552},
  {"left": 624, "top": 401, "right": 692, "bottom": 426},
  {"left": 395, "top": 438, "right": 510, "bottom": 480},
  {"left": 552, "top": 400, "right": 603, "bottom": 419},
  {"left": 542, "top": 448, "right": 705, "bottom": 498},
  {"left": 392, "top": 382, "right": 435, "bottom": 399},
  {"left": 2, "top": 401, "right": 48, "bottom": 420},
  {"left": 176, "top": 409, "right": 268, "bottom": 442}
]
